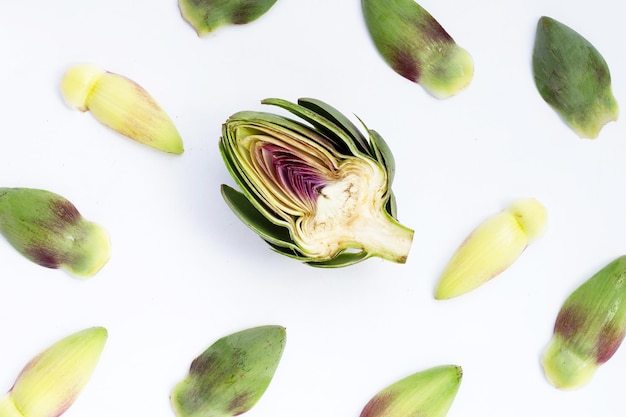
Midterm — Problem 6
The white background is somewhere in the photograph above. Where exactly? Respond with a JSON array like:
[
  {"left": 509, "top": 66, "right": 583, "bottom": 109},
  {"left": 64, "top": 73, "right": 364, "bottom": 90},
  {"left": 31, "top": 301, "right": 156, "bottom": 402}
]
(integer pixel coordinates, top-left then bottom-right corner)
[{"left": 1, "top": 1, "right": 626, "bottom": 416}]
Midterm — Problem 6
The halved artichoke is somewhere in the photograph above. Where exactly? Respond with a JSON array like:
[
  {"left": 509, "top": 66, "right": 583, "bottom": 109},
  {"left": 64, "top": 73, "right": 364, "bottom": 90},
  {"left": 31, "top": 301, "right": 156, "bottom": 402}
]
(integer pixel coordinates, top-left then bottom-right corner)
[{"left": 219, "top": 98, "right": 414, "bottom": 267}]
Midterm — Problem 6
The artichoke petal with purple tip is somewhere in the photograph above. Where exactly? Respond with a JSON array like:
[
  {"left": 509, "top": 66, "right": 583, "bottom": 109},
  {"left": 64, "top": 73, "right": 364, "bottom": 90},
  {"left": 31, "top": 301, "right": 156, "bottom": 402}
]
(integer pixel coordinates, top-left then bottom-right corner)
[
  {"left": 361, "top": 0, "right": 473, "bottom": 98},
  {"left": 0, "top": 327, "right": 107, "bottom": 417},
  {"left": 542, "top": 255, "right": 626, "bottom": 389},
  {"left": 178, "top": 0, "right": 278, "bottom": 36},
  {"left": 360, "top": 365, "right": 462, "bottom": 417},
  {"left": 0, "top": 188, "right": 110, "bottom": 278},
  {"left": 171, "top": 325, "right": 286, "bottom": 417}
]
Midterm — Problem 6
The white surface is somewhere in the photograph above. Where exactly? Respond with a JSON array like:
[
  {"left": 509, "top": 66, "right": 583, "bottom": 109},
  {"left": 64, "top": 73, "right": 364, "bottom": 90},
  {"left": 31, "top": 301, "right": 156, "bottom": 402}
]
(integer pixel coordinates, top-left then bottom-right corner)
[{"left": 1, "top": 0, "right": 626, "bottom": 416}]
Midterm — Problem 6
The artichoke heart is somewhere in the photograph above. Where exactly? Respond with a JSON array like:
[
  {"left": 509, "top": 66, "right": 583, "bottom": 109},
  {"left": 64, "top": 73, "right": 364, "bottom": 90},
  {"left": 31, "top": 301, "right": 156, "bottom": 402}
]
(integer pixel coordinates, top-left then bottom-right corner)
[{"left": 220, "top": 98, "right": 414, "bottom": 267}]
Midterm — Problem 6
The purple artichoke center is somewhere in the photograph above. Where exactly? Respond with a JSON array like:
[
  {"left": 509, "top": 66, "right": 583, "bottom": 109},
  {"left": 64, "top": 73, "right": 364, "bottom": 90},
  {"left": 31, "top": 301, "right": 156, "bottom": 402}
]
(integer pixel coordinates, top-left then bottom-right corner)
[{"left": 260, "top": 144, "right": 330, "bottom": 206}]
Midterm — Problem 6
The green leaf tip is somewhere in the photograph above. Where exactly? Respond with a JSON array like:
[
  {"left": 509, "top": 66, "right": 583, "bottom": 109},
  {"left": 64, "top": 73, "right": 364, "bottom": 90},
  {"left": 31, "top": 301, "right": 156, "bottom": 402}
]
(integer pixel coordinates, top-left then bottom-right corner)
[
  {"left": 178, "top": 0, "right": 278, "bottom": 36},
  {"left": 361, "top": 0, "right": 473, "bottom": 98},
  {"left": 360, "top": 365, "right": 462, "bottom": 417},
  {"left": 542, "top": 255, "right": 626, "bottom": 389},
  {"left": 0, "top": 188, "right": 111, "bottom": 278},
  {"left": 533, "top": 16, "right": 618, "bottom": 139},
  {"left": 171, "top": 325, "right": 286, "bottom": 417},
  {"left": 2, "top": 327, "right": 107, "bottom": 417}
]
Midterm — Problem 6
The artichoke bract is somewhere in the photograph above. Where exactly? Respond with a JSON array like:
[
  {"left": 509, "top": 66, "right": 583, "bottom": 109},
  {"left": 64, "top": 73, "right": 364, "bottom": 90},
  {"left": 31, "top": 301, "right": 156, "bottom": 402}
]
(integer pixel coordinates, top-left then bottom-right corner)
[
  {"left": 360, "top": 365, "right": 462, "bottom": 417},
  {"left": 171, "top": 325, "right": 286, "bottom": 417},
  {"left": 533, "top": 16, "right": 618, "bottom": 139},
  {"left": 178, "top": 0, "right": 278, "bottom": 36},
  {"left": 435, "top": 198, "right": 547, "bottom": 299},
  {"left": 0, "top": 188, "right": 110, "bottom": 278},
  {"left": 0, "top": 327, "right": 107, "bottom": 417},
  {"left": 542, "top": 256, "right": 626, "bottom": 389},
  {"left": 219, "top": 98, "right": 414, "bottom": 267},
  {"left": 361, "top": 0, "right": 473, "bottom": 99}
]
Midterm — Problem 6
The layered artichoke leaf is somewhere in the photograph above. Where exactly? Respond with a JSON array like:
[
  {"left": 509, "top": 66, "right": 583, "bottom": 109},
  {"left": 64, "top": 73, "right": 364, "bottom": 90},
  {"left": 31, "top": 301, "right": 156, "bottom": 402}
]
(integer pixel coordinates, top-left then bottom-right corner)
[
  {"left": 220, "top": 184, "right": 295, "bottom": 250},
  {"left": 366, "top": 127, "right": 397, "bottom": 218},
  {"left": 273, "top": 98, "right": 371, "bottom": 155}
]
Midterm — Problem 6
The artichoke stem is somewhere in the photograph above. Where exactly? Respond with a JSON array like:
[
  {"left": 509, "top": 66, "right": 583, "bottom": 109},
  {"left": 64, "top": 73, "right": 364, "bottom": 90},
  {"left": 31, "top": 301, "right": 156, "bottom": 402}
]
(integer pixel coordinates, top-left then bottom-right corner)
[{"left": 351, "top": 211, "right": 414, "bottom": 263}]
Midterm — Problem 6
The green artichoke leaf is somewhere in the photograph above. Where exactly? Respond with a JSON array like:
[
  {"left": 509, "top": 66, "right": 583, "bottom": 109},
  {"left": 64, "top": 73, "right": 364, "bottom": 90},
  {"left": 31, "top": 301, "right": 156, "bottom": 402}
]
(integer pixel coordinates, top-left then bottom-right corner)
[
  {"left": 265, "top": 240, "right": 309, "bottom": 260},
  {"left": 542, "top": 255, "right": 626, "bottom": 389},
  {"left": 266, "top": 238, "right": 370, "bottom": 267},
  {"left": 532, "top": 16, "right": 618, "bottom": 139},
  {"left": 266, "top": 239, "right": 371, "bottom": 267},
  {"left": 171, "top": 325, "right": 286, "bottom": 417},
  {"left": 259, "top": 100, "right": 352, "bottom": 156},
  {"left": 262, "top": 98, "right": 369, "bottom": 157},
  {"left": 366, "top": 128, "right": 398, "bottom": 218},
  {"left": 362, "top": 0, "right": 473, "bottom": 98},
  {"left": 178, "top": 0, "right": 278, "bottom": 36},
  {"left": 385, "top": 192, "right": 398, "bottom": 219},
  {"left": 306, "top": 250, "right": 371, "bottom": 268},
  {"left": 219, "top": 139, "right": 291, "bottom": 227},
  {"left": 367, "top": 128, "right": 396, "bottom": 186},
  {"left": 220, "top": 185, "right": 296, "bottom": 250},
  {"left": 0, "top": 188, "right": 110, "bottom": 278},
  {"left": 296, "top": 98, "right": 371, "bottom": 155}
]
